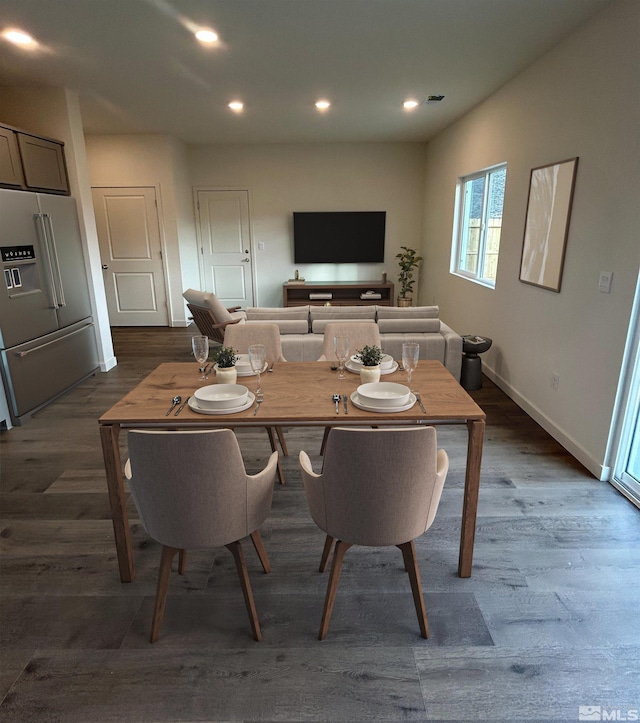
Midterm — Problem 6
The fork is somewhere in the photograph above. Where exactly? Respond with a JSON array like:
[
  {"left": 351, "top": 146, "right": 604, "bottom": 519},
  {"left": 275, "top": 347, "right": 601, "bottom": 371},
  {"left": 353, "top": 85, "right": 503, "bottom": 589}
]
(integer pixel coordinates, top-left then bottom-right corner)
[
  {"left": 253, "top": 390, "right": 264, "bottom": 416},
  {"left": 414, "top": 391, "right": 427, "bottom": 414}
]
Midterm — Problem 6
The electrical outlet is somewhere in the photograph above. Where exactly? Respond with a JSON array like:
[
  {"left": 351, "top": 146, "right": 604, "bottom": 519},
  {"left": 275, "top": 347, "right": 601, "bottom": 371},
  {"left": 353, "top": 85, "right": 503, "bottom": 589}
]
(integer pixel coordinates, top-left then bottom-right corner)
[
  {"left": 258, "top": 242, "right": 265, "bottom": 251},
  {"left": 551, "top": 373, "right": 560, "bottom": 390}
]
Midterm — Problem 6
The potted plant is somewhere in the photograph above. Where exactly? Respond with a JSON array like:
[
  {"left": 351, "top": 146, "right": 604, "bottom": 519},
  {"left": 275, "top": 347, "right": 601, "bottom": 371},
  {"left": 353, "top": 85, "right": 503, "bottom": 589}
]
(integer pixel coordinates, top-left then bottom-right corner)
[
  {"left": 213, "top": 346, "right": 239, "bottom": 384},
  {"left": 396, "top": 246, "right": 423, "bottom": 307},
  {"left": 354, "top": 344, "right": 384, "bottom": 383}
]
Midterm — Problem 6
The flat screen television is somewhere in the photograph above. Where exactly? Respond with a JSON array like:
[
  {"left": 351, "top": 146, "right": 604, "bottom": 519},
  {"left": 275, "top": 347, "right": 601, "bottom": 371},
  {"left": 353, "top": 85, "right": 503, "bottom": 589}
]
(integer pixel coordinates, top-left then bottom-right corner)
[{"left": 293, "top": 211, "right": 386, "bottom": 263}]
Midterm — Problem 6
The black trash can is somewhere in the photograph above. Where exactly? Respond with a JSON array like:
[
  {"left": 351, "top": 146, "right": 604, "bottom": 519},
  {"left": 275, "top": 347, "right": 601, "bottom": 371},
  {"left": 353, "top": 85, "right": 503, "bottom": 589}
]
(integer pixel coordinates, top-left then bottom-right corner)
[{"left": 460, "top": 336, "right": 493, "bottom": 391}]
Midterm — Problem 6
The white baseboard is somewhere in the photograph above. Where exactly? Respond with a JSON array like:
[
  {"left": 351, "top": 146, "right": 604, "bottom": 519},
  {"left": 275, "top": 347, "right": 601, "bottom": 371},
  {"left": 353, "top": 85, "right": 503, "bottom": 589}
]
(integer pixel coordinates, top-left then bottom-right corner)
[
  {"left": 482, "top": 364, "right": 607, "bottom": 481},
  {"left": 100, "top": 356, "right": 118, "bottom": 372}
]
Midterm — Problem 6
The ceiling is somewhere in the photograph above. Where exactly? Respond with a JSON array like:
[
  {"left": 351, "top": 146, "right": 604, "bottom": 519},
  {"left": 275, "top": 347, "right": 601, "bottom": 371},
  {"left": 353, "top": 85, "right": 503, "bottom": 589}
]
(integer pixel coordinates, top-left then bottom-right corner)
[{"left": 0, "top": 0, "right": 613, "bottom": 144}]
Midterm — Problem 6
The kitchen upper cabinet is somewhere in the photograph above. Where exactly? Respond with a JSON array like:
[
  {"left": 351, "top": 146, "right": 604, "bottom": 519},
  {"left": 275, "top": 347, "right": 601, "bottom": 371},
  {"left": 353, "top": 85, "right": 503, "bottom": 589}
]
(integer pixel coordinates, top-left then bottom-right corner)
[
  {"left": 0, "top": 124, "right": 69, "bottom": 195},
  {"left": 0, "top": 126, "right": 25, "bottom": 188}
]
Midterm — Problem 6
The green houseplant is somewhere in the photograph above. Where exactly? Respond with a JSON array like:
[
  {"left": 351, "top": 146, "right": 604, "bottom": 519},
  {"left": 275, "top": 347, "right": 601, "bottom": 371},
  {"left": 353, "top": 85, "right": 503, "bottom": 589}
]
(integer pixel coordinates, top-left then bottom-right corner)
[
  {"left": 396, "top": 246, "right": 423, "bottom": 306},
  {"left": 355, "top": 344, "right": 384, "bottom": 384},
  {"left": 354, "top": 345, "right": 384, "bottom": 367},
  {"left": 213, "top": 346, "right": 239, "bottom": 368},
  {"left": 212, "top": 346, "right": 239, "bottom": 384}
]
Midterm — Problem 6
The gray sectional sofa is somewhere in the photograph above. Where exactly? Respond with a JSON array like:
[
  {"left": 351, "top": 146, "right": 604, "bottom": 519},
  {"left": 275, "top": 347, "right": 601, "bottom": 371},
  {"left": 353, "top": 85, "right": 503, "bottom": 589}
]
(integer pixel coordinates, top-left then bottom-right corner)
[{"left": 244, "top": 305, "right": 462, "bottom": 380}]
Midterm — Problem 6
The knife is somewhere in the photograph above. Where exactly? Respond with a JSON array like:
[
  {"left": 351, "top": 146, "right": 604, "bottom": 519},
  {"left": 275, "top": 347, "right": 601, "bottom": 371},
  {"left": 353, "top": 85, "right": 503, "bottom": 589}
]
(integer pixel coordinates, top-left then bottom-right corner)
[
  {"left": 174, "top": 396, "right": 190, "bottom": 415},
  {"left": 342, "top": 394, "right": 348, "bottom": 414}
]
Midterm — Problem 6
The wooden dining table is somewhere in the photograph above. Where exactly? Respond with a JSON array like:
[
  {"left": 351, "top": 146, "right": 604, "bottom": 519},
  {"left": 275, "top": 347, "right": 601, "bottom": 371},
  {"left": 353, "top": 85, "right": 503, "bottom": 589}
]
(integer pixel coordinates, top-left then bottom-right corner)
[{"left": 99, "top": 360, "right": 485, "bottom": 584}]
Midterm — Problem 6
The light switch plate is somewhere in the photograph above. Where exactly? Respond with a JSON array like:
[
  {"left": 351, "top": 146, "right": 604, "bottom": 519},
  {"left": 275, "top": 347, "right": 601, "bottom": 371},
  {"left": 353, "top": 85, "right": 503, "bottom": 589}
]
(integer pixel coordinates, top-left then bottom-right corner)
[{"left": 598, "top": 271, "right": 613, "bottom": 293}]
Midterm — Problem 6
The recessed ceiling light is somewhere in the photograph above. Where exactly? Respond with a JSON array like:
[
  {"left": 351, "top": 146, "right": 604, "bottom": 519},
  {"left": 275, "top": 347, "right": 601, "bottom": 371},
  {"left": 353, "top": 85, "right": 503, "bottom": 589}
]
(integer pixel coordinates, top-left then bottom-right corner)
[
  {"left": 195, "top": 28, "right": 219, "bottom": 45},
  {"left": 315, "top": 100, "right": 331, "bottom": 111},
  {"left": 403, "top": 99, "right": 420, "bottom": 110},
  {"left": 1, "top": 28, "right": 38, "bottom": 48},
  {"left": 228, "top": 101, "right": 244, "bottom": 112}
]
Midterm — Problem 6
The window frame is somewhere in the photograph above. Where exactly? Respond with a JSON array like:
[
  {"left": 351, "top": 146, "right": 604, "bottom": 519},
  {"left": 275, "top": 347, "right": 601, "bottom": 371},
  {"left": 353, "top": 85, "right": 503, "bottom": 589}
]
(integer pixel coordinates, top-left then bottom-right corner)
[{"left": 451, "top": 162, "right": 507, "bottom": 289}]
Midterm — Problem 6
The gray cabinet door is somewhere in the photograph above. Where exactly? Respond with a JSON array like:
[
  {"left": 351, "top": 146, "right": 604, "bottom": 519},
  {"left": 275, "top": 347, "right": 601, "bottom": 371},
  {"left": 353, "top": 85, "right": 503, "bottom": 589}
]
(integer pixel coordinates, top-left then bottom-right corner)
[
  {"left": 0, "top": 127, "right": 24, "bottom": 188},
  {"left": 17, "top": 133, "right": 69, "bottom": 194}
]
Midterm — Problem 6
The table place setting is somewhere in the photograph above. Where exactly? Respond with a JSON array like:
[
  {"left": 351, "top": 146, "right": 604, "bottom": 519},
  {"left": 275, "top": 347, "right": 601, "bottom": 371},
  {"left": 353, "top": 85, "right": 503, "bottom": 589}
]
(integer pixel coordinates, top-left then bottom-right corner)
[
  {"left": 350, "top": 382, "right": 416, "bottom": 413},
  {"left": 187, "top": 384, "right": 255, "bottom": 415},
  {"left": 213, "top": 353, "right": 267, "bottom": 377},
  {"left": 345, "top": 353, "right": 398, "bottom": 375}
]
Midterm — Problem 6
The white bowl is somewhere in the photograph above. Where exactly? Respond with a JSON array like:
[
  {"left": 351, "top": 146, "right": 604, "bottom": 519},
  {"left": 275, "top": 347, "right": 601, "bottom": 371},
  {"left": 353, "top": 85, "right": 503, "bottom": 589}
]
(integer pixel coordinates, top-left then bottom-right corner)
[
  {"left": 356, "top": 382, "right": 411, "bottom": 408},
  {"left": 234, "top": 354, "right": 253, "bottom": 370},
  {"left": 194, "top": 384, "right": 249, "bottom": 409},
  {"left": 349, "top": 353, "right": 394, "bottom": 370}
]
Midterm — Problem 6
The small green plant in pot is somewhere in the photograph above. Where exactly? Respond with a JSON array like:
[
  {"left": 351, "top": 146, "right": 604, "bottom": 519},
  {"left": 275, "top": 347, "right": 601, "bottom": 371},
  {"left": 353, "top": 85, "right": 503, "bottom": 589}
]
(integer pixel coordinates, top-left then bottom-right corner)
[
  {"left": 396, "top": 246, "right": 423, "bottom": 307},
  {"left": 355, "top": 345, "right": 384, "bottom": 384},
  {"left": 354, "top": 345, "right": 384, "bottom": 367},
  {"left": 212, "top": 346, "right": 239, "bottom": 384},
  {"left": 213, "top": 346, "right": 239, "bottom": 368}
]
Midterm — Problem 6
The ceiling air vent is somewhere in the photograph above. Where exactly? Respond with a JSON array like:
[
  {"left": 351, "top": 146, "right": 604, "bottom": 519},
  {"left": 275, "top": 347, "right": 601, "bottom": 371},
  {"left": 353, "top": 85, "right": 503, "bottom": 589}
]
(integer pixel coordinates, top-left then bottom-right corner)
[{"left": 426, "top": 95, "right": 445, "bottom": 103}]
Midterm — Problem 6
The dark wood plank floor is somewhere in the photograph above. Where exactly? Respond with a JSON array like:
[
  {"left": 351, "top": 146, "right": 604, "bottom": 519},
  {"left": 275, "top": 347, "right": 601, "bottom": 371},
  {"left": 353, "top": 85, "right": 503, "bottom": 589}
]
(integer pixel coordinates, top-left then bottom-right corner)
[{"left": 1, "top": 327, "right": 638, "bottom": 721}]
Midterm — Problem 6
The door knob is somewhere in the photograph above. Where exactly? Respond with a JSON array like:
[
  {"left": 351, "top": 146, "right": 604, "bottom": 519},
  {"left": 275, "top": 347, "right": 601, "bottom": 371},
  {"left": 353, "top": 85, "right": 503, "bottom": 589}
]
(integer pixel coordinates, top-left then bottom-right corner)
[
  {"left": 242, "top": 258, "right": 250, "bottom": 262},
  {"left": 102, "top": 264, "right": 109, "bottom": 269}
]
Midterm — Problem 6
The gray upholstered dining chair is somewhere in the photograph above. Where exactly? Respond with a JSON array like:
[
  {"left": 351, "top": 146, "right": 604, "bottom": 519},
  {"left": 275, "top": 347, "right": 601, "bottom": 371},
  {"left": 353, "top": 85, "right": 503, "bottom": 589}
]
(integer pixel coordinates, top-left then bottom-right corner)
[
  {"left": 317, "top": 320, "right": 381, "bottom": 362},
  {"left": 318, "top": 321, "right": 382, "bottom": 455},
  {"left": 299, "top": 427, "right": 449, "bottom": 640},
  {"left": 224, "top": 322, "right": 289, "bottom": 482},
  {"left": 124, "top": 429, "right": 278, "bottom": 643}
]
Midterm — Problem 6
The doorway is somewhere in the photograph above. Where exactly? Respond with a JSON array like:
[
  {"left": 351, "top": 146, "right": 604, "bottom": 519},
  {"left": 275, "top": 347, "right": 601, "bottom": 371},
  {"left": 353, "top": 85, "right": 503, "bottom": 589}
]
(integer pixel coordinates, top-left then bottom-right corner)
[
  {"left": 609, "top": 270, "right": 640, "bottom": 508},
  {"left": 195, "top": 189, "right": 255, "bottom": 308},
  {"left": 92, "top": 186, "right": 168, "bottom": 326}
]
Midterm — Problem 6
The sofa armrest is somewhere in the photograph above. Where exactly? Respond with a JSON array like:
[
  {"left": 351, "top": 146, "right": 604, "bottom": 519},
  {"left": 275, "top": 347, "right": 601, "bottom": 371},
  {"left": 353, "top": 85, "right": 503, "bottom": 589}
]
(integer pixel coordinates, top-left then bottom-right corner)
[{"left": 440, "top": 322, "right": 462, "bottom": 381}]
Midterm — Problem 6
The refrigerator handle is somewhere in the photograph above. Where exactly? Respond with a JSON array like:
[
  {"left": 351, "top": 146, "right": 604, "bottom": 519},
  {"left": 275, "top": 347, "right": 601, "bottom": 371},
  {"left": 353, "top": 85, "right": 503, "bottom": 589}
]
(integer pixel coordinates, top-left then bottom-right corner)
[
  {"left": 43, "top": 213, "right": 66, "bottom": 307},
  {"left": 34, "top": 213, "right": 60, "bottom": 309}
]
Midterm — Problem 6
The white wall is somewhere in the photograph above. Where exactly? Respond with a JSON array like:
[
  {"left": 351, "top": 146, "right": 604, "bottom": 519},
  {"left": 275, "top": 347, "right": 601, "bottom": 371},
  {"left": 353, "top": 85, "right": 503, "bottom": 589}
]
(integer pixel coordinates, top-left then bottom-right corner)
[
  {"left": 85, "top": 134, "right": 194, "bottom": 326},
  {"left": 188, "top": 143, "right": 427, "bottom": 307},
  {"left": 0, "top": 88, "right": 115, "bottom": 370},
  {"left": 420, "top": 0, "right": 640, "bottom": 479}
]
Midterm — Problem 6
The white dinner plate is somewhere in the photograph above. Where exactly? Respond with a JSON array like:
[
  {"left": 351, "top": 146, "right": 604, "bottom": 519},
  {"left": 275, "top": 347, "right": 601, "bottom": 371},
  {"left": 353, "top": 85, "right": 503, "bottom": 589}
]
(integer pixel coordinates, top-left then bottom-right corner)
[
  {"left": 214, "top": 363, "right": 267, "bottom": 377},
  {"left": 350, "top": 391, "right": 416, "bottom": 413},
  {"left": 349, "top": 353, "right": 394, "bottom": 370},
  {"left": 188, "top": 392, "right": 255, "bottom": 415},
  {"left": 345, "top": 359, "right": 399, "bottom": 376}
]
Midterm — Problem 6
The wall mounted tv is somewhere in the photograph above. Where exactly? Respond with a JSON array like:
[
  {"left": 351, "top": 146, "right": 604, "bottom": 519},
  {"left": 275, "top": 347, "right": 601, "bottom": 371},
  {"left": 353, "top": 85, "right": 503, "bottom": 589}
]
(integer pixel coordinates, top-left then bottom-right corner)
[{"left": 293, "top": 211, "right": 386, "bottom": 263}]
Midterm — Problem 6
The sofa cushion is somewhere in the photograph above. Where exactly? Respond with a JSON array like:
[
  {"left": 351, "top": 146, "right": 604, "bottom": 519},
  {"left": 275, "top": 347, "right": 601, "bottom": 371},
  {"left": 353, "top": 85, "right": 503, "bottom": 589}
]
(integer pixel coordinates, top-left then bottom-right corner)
[
  {"left": 182, "top": 288, "right": 247, "bottom": 323},
  {"left": 246, "top": 306, "right": 310, "bottom": 334},
  {"left": 376, "top": 305, "right": 440, "bottom": 319},
  {"left": 246, "top": 319, "right": 309, "bottom": 334},
  {"left": 310, "top": 305, "right": 376, "bottom": 333},
  {"left": 377, "top": 318, "right": 441, "bottom": 333}
]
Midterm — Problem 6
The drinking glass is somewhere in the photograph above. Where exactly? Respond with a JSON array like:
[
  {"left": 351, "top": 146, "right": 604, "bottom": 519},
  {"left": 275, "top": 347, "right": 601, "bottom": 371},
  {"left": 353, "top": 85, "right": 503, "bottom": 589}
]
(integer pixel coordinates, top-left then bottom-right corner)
[
  {"left": 334, "top": 336, "right": 350, "bottom": 379},
  {"left": 248, "top": 344, "right": 266, "bottom": 395},
  {"left": 192, "top": 335, "right": 209, "bottom": 380},
  {"left": 402, "top": 342, "right": 419, "bottom": 388}
]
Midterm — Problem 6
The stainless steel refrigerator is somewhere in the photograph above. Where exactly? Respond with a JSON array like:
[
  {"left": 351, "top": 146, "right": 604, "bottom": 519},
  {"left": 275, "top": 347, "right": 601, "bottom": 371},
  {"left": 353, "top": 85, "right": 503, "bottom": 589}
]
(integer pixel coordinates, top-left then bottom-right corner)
[{"left": 0, "top": 188, "right": 99, "bottom": 425}]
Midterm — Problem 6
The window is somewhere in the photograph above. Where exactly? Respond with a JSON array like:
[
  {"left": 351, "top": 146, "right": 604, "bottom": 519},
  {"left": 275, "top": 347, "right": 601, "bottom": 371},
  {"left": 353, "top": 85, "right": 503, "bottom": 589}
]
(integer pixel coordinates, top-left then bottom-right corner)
[{"left": 451, "top": 164, "right": 506, "bottom": 287}]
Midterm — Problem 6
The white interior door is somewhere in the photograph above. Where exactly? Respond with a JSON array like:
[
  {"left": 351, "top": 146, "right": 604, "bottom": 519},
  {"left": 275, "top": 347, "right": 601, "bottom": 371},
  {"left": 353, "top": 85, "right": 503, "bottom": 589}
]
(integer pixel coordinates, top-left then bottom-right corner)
[
  {"left": 92, "top": 187, "right": 168, "bottom": 326},
  {"left": 196, "top": 189, "right": 254, "bottom": 308}
]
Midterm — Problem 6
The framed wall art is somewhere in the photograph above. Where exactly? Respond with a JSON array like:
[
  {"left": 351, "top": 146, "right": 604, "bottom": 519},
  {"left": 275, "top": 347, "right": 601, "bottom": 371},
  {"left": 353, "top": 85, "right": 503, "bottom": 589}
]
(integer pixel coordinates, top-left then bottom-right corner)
[{"left": 519, "top": 157, "right": 579, "bottom": 292}]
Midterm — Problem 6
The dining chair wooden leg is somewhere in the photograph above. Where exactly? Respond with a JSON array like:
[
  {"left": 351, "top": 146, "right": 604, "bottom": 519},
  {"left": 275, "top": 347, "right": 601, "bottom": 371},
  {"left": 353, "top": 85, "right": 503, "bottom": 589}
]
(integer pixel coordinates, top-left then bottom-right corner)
[
  {"left": 398, "top": 540, "right": 429, "bottom": 639},
  {"left": 275, "top": 426, "right": 289, "bottom": 456},
  {"left": 266, "top": 428, "right": 285, "bottom": 484},
  {"left": 178, "top": 549, "right": 187, "bottom": 575},
  {"left": 226, "top": 540, "right": 262, "bottom": 642},
  {"left": 151, "top": 545, "right": 179, "bottom": 643},
  {"left": 319, "top": 426, "right": 331, "bottom": 456},
  {"left": 319, "top": 534, "right": 335, "bottom": 573},
  {"left": 319, "top": 539, "right": 352, "bottom": 640},
  {"left": 249, "top": 529, "right": 271, "bottom": 574}
]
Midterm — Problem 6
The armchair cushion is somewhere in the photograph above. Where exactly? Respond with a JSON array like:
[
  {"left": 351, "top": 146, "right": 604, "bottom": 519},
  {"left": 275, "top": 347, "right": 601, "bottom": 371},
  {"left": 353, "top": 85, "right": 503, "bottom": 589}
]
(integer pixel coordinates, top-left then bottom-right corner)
[{"left": 182, "top": 288, "right": 246, "bottom": 323}]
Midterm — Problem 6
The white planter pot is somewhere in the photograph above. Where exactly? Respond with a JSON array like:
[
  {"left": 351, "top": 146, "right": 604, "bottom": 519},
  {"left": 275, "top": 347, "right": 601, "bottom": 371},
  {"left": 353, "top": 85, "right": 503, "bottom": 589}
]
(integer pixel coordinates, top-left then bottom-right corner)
[
  {"left": 216, "top": 366, "right": 237, "bottom": 384},
  {"left": 360, "top": 365, "right": 381, "bottom": 384}
]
